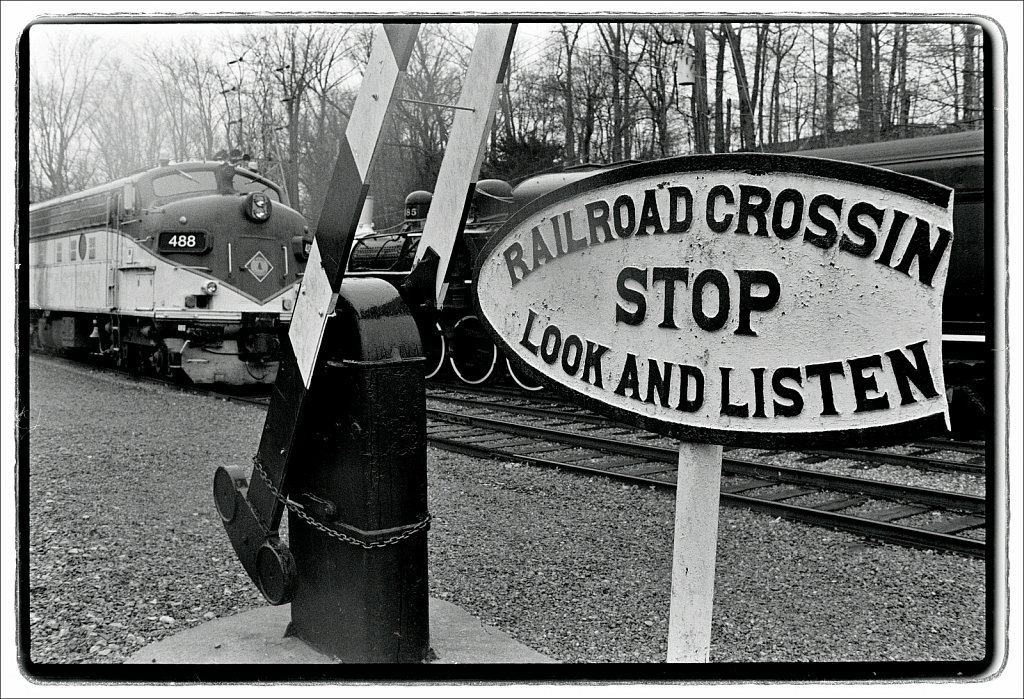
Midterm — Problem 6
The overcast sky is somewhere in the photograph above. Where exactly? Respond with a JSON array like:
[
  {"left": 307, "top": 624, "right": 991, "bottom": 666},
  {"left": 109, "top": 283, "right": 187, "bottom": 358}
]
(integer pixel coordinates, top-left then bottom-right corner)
[{"left": 25, "top": 17, "right": 557, "bottom": 77}]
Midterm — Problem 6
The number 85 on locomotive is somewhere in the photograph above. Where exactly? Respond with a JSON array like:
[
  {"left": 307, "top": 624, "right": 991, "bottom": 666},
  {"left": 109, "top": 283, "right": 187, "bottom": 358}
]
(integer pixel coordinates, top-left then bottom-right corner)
[{"left": 28, "top": 159, "right": 310, "bottom": 385}]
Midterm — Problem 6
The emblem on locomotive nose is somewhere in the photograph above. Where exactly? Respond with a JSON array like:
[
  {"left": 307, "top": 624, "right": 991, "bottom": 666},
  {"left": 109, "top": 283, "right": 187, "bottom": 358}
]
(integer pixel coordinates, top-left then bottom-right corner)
[{"left": 244, "top": 251, "right": 274, "bottom": 282}]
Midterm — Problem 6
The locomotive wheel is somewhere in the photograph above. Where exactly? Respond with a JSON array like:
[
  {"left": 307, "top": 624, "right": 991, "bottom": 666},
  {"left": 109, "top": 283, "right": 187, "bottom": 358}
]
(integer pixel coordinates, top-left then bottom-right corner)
[
  {"left": 422, "top": 322, "right": 448, "bottom": 380},
  {"left": 506, "top": 357, "right": 544, "bottom": 392},
  {"left": 149, "top": 345, "right": 169, "bottom": 377},
  {"left": 124, "top": 345, "right": 145, "bottom": 376},
  {"left": 448, "top": 315, "right": 499, "bottom": 386}
]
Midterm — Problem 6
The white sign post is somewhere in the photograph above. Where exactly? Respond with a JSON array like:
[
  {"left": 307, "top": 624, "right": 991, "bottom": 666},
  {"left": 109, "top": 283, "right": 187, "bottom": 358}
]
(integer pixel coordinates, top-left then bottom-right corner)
[
  {"left": 667, "top": 442, "right": 722, "bottom": 662},
  {"left": 472, "top": 154, "right": 955, "bottom": 663}
]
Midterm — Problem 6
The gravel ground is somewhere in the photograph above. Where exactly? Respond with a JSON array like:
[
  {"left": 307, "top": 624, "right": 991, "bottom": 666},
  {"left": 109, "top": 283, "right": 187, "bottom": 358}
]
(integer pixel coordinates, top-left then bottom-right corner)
[{"left": 24, "top": 356, "right": 988, "bottom": 668}]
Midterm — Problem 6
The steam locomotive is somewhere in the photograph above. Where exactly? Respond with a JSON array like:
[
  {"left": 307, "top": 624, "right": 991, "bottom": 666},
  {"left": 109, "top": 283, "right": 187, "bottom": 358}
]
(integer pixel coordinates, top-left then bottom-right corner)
[
  {"left": 348, "top": 129, "right": 989, "bottom": 429},
  {"left": 27, "top": 160, "right": 309, "bottom": 384}
]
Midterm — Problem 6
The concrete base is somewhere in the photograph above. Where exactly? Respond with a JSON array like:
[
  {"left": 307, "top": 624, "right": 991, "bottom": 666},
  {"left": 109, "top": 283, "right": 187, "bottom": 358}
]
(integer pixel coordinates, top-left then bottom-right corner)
[{"left": 125, "top": 598, "right": 556, "bottom": 664}]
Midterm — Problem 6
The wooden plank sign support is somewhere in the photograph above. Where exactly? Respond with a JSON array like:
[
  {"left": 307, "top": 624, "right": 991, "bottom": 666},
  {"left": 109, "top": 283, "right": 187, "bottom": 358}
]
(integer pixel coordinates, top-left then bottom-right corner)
[{"left": 667, "top": 442, "right": 723, "bottom": 662}]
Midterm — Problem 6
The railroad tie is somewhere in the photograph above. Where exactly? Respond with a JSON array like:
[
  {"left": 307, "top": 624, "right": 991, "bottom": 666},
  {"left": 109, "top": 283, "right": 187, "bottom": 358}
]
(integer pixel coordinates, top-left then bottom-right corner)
[
  {"left": 721, "top": 478, "right": 774, "bottom": 494},
  {"left": 927, "top": 515, "right": 985, "bottom": 535},
  {"left": 813, "top": 496, "right": 869, "bottom": 512},
  {"left": 862, "top": 504, "right": 931, "bottom": 522}
]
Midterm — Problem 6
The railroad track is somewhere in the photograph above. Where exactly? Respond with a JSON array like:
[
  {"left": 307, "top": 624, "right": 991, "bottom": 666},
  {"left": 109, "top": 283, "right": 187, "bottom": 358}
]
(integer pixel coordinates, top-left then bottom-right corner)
[
  {"left": 426, "top": 386, "right": 986, "bottom": 558},
  {"left": 156, "top": 373, "right": 989, "bottom": 558},
  {"left": 38, "top": 357, "right": 986, "bottom": 558},
  {"left": 429, "top": 384, "right": 988, "bottom": 474}
]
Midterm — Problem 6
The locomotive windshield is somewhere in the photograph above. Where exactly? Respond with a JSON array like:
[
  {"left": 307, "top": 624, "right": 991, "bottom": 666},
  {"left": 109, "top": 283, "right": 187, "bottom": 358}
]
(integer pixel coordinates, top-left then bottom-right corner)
[
  {"left": 152, "top": 170, "right": 218, "bottom": 197},
  {"left": 150, "top": 168, "right": 281, "bottom": 201}
]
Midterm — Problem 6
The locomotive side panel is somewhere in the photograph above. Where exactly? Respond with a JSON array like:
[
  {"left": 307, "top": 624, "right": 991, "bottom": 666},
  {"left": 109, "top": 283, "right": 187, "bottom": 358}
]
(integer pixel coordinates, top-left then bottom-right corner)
[
  {"left": 29, "top": 231, "right": 114, "bottom": 311},
  {"left": 119, "top": 266, "right": 155, "bottom": 311}
]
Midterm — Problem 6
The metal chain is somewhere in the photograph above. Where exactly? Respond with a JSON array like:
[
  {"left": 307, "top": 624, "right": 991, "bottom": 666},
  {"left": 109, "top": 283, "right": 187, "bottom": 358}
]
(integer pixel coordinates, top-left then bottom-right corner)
[{"left": 251, "top": 455, "right": 431, "bottom": 550}]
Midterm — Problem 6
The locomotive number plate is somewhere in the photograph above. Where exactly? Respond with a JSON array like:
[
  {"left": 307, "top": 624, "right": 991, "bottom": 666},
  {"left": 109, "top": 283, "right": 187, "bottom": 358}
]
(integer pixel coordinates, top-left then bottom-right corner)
[
  {"left": 474, "top": 154, "right": 955, "bottom": 449},
  {"left": 159, "top": 231, "right": 210, "bottom": 253}
]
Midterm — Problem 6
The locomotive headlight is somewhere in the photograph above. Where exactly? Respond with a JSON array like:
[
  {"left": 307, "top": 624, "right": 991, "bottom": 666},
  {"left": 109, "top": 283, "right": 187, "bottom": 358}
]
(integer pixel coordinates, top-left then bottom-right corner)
[
  {"left": 204, "top": 280, "right": 219, "bottom": 295},
  {"left": 282, "top": 297, "right": 294, "bottom": 311},
  {"left": 245, "top": 192, "right": 272, "bottom": 222}
]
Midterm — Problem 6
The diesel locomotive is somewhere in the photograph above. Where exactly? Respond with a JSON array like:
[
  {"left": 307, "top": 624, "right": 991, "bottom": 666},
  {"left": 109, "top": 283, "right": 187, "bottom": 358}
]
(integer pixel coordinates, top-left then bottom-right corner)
[{"left": 27, "top": 160, "right": 309, "bottom": 384}]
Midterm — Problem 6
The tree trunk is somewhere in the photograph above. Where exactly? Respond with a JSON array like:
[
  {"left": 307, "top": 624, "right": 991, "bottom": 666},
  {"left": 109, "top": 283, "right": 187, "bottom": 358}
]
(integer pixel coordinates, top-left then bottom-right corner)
[
  {"left": 897, "top": 25, "right": 910, "bottom": 137},
  {"left": 714, "top": 25, "right": 726, "bottom": 153},
  {"left": 599, "top": 23, "right": 624, "bottom": 162},
  {"left": 884, "top": 25, "right": 898, "bottom": 132},
  {"left": 858, "top": 23, "right": 878, "bottom": 137},
  {"left": 691, "top": 23, "right": 711, "bottom": 154},
  {"left": 769, "top": 30, "right": 783, "bottom": 144},
  {"left": 825, "top": 23, "right": 836, "bottom": 142},
  {"left": 559, "top": 24, "right": 579, "bottom": 163},
  {"left": 809, "top": 25, "right": 818, "bottom": 138},
  {"left": 751, "top": 24, "right": 768, "bottom": 146},
  {"left": 950, "top": 26, "right": 960, "bottom": 125},
  {"left": 724, "top": 23, "right": 756, "bottom": 150},
  {"left": 963, "top": 24, "right": 980, "bottom": 128},
  {"left": 725, "top": 97, "right": 733, "bottom": 153},
  {"left": 874, "top": 25, "right": 884, "bottom": 133}
]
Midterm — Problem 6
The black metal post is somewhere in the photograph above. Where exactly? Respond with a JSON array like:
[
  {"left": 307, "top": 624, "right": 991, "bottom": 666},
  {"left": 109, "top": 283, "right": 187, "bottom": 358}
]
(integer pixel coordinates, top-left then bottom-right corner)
[{"left": 283, "top": 277, "right": 429, "bottom": 662}]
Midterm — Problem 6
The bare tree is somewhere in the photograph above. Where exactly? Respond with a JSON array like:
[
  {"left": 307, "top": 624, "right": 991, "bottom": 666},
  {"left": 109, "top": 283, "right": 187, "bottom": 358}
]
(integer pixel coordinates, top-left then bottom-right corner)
[
  {"left": 750, "top": 24, "right": 770, "bottom": 145},
  {"left": 138, "top": 40, "right": 225, "bottom": 163},
  {"left": 768, "top": 26, "right": 798, "bottom": 144},
  {"left": 555, "top": 24, "right": 582, "bottom": 164},
  {"left": 713, "top": 25, "right": 727, "bottom": 152},
  {"left": 723, "top": 23, "right": 756, "bottom": 150},
  {"left": 88, "top": 60, "right": 163, "bottom": 181},
  {"left": 575, "top": 41, "right": 608, "bottom": 164},
  {"left": 858, "top": 23, "right": 879, "bottom": 136},
  {"left": 824, "top": 22, "right": 837, "bottom": 141},
  {"left": 29, "top": 34, "right": 106, "bottom": 197},
  {"left": 598, "top": 22, "right": 642, "bottom": 160},
  {"left": 896, "top": 25, "right": 911, "bottom": 136},
  {"left": 235, "top": 24, "right": 356, "bottom": 210},
  {"left": 962, "top": 23, "right": 981, "bottom": 127},
  {"left": 631, "top": 24, "right": 677, "bottom": 157},
  {"left": 690, "top": 22, "right": 711, "bottom": 153}
]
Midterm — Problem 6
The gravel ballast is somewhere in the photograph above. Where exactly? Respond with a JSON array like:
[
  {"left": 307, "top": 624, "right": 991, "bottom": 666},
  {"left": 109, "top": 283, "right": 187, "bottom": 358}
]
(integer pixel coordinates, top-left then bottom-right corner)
[{"left": 24, "top": 356, "right": 988, "bottom": 668}]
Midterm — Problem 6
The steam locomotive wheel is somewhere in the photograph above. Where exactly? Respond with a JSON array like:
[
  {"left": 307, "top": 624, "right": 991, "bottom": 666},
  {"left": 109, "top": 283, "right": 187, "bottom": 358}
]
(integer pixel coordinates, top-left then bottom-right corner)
[
  {"left": 422, "top": 322, "right": 448, "bottom": 380},
  {"left": 448, "top": 315, "right": 498, "bottom": 385},
  {"left": 506, "top": 357, "right": 544, "bottom": 392}
]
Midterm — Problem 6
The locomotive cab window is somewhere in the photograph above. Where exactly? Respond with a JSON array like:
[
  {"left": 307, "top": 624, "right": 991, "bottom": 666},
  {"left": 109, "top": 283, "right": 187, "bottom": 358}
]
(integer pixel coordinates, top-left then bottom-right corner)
[{"left": 152, "top": 170, "right": 218, "bottom": 198}]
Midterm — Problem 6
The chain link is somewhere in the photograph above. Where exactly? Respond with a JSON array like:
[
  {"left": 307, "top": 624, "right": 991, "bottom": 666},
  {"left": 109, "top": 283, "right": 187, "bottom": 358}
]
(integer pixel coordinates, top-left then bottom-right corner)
[{"left": 251, "top": 455, "right": 431, "bottom": 549}]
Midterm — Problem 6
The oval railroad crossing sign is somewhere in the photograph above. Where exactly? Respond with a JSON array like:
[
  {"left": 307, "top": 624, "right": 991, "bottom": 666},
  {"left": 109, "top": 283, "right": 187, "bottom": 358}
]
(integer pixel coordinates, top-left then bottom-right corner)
[{"left": 474, "top": 154, "right": 954, "bottom": 448}]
